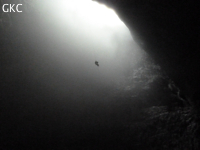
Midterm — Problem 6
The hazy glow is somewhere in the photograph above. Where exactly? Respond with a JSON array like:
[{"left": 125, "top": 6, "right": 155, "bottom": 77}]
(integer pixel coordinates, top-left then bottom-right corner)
[
  {"left": 51, "top": 0, "right": 124, "bottom": 27},
  {"left": 32, "top": 0, "right": 142, "bottom": 90},
  {"left": 36, "top": 0, "right": 133, "bottom": 58}
]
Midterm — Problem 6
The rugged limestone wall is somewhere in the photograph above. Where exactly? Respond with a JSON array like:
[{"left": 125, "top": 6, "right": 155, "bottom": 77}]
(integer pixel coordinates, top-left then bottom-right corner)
[{"left": 94, "top": 0, "right": 199, "bottom": 104}]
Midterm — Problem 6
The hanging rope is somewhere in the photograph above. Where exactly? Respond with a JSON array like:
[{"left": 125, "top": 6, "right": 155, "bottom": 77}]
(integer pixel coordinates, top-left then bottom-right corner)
[
  {"left": 93, "top": 47, "right": 100, "bottom": 68},
  {"left": 93, "top": 47, "right": 97, "bottom": 61}
]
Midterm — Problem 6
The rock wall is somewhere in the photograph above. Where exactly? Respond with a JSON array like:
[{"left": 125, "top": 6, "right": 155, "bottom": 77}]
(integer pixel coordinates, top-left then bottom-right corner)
[{"left": 94, "top": 0, "right": 199, "bottom": 104}]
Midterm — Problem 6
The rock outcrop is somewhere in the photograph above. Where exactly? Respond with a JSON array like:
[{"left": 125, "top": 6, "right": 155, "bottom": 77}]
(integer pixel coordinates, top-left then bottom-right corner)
[{"left": 94, "top": 0, "right": 199, "bottom": 105}]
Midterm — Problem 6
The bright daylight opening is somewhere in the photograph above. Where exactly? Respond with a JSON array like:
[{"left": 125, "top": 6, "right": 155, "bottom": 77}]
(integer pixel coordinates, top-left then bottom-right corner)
[
  {"left": 52, "top": 0, "right": 124, "bottom": 27},
  {"left": 36, "top": 0, "right": 130, "bottom": 58},
  {"left": 34, "top": 0, "right": 140, "bottom": 85},
  {"left": 36, "top": 0, "right": 134, "bottom": 61}
]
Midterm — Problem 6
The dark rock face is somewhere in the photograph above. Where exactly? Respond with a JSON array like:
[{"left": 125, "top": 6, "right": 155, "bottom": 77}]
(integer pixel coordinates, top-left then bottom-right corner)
[{"left": 94, "top": 0, "right": 199, "bottom": 104}]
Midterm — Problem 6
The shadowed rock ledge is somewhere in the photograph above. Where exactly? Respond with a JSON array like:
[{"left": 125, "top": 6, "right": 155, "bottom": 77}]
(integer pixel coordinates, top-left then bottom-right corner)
[{"left": 93, "top": 0, "right": 199, "bottom": 106}]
